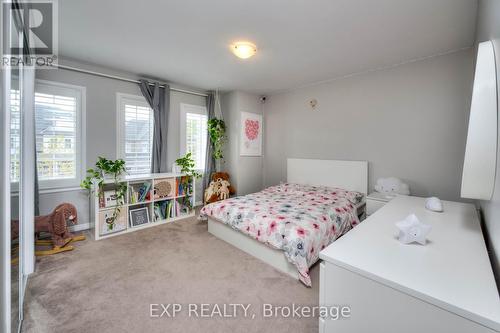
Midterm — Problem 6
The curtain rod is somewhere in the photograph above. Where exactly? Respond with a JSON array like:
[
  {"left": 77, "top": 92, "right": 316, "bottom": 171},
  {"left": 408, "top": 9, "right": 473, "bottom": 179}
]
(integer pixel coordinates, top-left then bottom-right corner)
[{"left": 56, "top": 64, "right": 209, "bottom": 97}]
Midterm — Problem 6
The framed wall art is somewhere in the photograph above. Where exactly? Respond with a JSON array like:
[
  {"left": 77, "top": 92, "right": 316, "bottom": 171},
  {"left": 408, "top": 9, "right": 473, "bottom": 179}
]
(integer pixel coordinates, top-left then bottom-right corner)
[{"left": 240, "top": 111, "right": 262, "bottom": 156}]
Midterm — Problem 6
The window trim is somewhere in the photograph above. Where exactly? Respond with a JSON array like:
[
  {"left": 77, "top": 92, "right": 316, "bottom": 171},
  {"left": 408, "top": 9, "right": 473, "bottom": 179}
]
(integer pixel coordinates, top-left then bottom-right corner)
[
  {"left": 10, "top": 78, "right": 86, "bottom": 191},
  {"left": 116, "top": 92, "right": 153, "bottom": 175},
  {"left": 180, "top": 103, "right": 208, "bottom": 172}
]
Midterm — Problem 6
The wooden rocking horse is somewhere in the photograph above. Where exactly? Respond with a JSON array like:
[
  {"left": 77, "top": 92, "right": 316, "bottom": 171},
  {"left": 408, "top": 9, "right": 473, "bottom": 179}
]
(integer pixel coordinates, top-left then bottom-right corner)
[{"left": 11, "top": 203, "right": 86, "bottom": 259}]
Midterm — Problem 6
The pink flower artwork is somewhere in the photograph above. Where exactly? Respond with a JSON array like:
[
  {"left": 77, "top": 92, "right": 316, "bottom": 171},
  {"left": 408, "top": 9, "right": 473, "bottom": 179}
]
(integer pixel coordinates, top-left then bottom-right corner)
[
  {"left": 240, "top": 112, "right": 262, "bottom": 155},
  {"left": 245, "top": 119, "right": 260, "bottom": 141}
]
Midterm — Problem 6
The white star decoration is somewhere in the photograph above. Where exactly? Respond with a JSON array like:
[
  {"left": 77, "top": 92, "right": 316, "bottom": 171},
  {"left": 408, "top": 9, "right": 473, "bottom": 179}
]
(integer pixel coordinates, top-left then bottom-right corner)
[{"left": 396, "top": 214, "right": 431, "bottom": 245}]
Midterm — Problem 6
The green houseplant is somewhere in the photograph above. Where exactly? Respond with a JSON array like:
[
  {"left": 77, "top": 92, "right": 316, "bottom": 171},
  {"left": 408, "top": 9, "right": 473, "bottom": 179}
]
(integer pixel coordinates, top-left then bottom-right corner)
[
  {"left": 175, "top": 152, "right": 202, "bottom": 179},
  {"left": 175, "top": 153, "right": 202, "bottom": 210},
  {"left": 81, "top": 157, "right": 127, "bottom": 229},
  {"left": 207, "top": 118, "right": 226, "bottom": 160}
]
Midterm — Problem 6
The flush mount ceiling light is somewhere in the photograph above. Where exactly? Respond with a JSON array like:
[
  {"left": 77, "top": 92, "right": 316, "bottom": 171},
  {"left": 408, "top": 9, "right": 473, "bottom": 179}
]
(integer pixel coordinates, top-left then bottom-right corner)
[{"left": 231, "top": 41, "right": 257, "bottom": 59}]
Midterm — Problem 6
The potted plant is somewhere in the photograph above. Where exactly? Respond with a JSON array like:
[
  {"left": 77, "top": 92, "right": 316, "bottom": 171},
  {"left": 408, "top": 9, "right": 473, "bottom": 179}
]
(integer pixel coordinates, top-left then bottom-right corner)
[
  {"left": 175, "top": 153, "right": 202, "bottom": 209},
  {"left": 81, "top": 157, "right": 127, "bottom": 229},
  {"left": 175, "top": 152, "right": 202, "bottom": 179},
  {"left": 207, "top": 118, "right": 226, "bottom": 163}
]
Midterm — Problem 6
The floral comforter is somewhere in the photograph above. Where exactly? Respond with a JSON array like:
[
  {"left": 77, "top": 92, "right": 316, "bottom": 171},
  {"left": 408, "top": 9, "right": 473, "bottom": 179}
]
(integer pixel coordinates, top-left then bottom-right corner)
[{"left": 200, "top": 183, "right": 364, "bottom": 286}]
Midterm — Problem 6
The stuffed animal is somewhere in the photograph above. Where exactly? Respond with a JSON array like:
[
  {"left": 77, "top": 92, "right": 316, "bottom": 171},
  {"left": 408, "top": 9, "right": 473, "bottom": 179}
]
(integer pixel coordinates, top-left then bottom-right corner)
[
  {"left": 374, "top": 177, "right": 410, "bottom": 196},
  {"left": 204, "top": 172, "right": 235, "bottom": 204},
  {"left": 11, "top": 203, "right": 86, "bottom": 256},
  {"left": 204, "top": 179, "right": 221, "bottom": 203},
  {"left": 218, "top": 179, "right": 231, "bottom": 200}
]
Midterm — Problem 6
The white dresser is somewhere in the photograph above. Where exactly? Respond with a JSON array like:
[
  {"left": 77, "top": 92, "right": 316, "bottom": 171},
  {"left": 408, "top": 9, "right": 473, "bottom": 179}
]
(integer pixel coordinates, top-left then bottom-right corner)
[{"left": 319, "top": 196, "right": 500, "bottom": 333}]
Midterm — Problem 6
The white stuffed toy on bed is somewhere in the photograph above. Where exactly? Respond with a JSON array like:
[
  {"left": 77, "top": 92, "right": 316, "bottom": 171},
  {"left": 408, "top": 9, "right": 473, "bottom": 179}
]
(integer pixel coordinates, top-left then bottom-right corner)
[{"left": 374, "top": 177, "right": 410, "bottom": 196}]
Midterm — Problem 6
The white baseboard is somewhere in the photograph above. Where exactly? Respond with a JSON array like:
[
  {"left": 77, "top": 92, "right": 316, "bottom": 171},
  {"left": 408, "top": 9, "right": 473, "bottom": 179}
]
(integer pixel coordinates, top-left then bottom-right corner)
[{"left": 70, "top": 222, "right": 91, "bottom": 232}]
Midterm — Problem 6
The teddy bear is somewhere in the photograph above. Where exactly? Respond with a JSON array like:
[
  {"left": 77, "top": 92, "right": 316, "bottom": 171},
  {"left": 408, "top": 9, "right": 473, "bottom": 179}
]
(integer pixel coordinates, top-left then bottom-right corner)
[
  {"left": 204, "top": 172, "right": 236, "bottom": 204},
  {"left": 374, "top": 177, "right": 410, "bottom": 196}
]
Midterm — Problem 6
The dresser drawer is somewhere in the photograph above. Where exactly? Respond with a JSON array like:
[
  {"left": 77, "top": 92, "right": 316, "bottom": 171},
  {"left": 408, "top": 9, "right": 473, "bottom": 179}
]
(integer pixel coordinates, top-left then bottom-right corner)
[
  {"left": 366, "top": 199, "right": 385, "bottom": 215},
  {"left": 318, "top": 261, "right": 495, "bottom": 333}
]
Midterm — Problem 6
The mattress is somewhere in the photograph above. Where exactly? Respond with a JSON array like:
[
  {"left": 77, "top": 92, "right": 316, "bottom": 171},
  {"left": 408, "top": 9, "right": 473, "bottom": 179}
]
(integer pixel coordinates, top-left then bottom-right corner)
[{"left": 200, "top": 183, "right": 364, "bottom": 286}]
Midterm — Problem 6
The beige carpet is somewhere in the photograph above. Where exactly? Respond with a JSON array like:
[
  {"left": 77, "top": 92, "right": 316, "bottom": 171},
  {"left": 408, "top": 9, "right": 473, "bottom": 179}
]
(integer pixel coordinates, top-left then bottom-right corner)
[{"left": 22, "top": 213, "right": 319, "bottom": 333}]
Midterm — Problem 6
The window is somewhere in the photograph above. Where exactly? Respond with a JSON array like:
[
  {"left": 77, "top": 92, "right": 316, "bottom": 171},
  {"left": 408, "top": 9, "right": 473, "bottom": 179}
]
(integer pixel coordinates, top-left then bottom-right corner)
[
  {"left": 10, "top": 80, "right": 85, "bottom": 189},
  {"left": 10, "top": 88, "right": 21, "bottom": 182},
  {"left": 180, "top": 103, "right": 208, "bottom": 171},
  {"left": 117, "top": 93, "right": 154, "bottom": 175}
]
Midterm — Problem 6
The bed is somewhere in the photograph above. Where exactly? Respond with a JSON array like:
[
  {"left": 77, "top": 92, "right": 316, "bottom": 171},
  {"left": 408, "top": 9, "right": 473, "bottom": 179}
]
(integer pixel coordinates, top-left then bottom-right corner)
[{"left": 201, "top": 158, "right": 368, "bottom": 286}]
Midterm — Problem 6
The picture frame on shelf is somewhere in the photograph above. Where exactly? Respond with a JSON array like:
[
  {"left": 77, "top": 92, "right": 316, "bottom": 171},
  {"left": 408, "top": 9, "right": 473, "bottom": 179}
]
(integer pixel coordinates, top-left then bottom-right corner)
[{"left": 129, "top": 207, "right": 150, "bottom": 227}]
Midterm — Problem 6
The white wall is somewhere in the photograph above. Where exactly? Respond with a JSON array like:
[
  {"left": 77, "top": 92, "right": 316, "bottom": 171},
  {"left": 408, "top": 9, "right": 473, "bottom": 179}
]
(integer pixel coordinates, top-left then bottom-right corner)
[
  {"left": 221, "top": 91, "right": 263, "bottom": 196},
  {"left": 13, "top": 58, "right": 207, "bottom": 226},
  {"left": 476, "top": 0, "right": 500, "bottom": 279},
  {"left": 263, "top": 49, "right": 474, "bottom": 202}
]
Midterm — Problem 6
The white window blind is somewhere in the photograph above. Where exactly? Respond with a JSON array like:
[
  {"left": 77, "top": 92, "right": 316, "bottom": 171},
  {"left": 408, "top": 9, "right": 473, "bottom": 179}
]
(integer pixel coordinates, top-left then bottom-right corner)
[
  {"left": 35, "top": 92, "right": 77, "bottom": 181},
  {"left": 118, "top": 94, "right": 154, "bottom": 175},
  {"left": 10, "top": 80, "right": 84, "bottom": 189},
  {"left": 180, "top": 104, "right": 207, "bottom": 171}
]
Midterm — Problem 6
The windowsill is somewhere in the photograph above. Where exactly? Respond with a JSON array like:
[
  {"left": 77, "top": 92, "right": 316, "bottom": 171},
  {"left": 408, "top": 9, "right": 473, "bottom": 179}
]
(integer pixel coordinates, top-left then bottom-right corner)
[{"left": 10, "top": 186, "right": 85, "bottom": 197}]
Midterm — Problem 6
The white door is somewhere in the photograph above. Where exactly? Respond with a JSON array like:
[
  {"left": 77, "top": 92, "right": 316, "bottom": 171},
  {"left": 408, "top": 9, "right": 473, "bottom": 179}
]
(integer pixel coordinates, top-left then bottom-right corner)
[{"left": 1, "top": 2, "right": 37, "bottom": 331}]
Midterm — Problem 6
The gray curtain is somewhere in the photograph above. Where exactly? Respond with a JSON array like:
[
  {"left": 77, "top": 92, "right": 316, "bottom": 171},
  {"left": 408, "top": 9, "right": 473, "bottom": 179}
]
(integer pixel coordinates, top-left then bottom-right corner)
[
  {"left": 139, "top": 80, "right": 170, "bottom": 173},
  {"left": 203, "top": 92, "right": 216, "bottom": 195}
]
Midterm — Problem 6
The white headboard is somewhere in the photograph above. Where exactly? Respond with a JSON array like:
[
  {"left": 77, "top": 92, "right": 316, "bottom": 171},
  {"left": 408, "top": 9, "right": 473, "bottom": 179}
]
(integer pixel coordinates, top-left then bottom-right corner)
[{"left": 287, "top": 158, "right": 368, "bottom": 194}]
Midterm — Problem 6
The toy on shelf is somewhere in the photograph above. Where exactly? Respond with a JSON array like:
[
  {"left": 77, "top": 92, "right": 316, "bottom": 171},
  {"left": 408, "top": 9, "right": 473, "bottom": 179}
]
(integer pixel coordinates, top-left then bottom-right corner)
[
  {"left": 204, "top": 172, "right": 236, "bottom": 204},
  {"left": 374, "top": 177, "right": 410, "bottom": 198}
]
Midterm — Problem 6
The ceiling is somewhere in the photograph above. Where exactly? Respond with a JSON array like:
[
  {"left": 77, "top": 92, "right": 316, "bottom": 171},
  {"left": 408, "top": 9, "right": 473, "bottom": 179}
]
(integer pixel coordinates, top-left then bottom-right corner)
[{"left": 59, "top": 0, "right": 478, "bottom": 94}]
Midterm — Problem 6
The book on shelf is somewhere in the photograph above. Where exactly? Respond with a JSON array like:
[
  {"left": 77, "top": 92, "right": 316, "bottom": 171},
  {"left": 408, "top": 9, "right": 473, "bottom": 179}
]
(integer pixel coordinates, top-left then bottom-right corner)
[
  {"left": 153, "top": 205, "right": 163, "bottom": 220},
  {"left": 138, "top": 182, "right": 151, "bottom": 201},
  {"left": 176, "top": 176, "right": 193, "bottom": 197},
  {"left": 176, "top": 197, "right": 190, "bottom": 216},
  {"left": 178, "top": 181, "right": 183, "bottom": 196},
  {"left": 177, "top": 205, "right": 189, "bottom": 216},
  {"left": 175, "top": 178, "right": 181, "bottom": 197},
  {"left": 153, "top": 199, "right": 175, "bottom": 220},
  {"left": 130, "top": 181, "right": 151, "bottom": 204}
]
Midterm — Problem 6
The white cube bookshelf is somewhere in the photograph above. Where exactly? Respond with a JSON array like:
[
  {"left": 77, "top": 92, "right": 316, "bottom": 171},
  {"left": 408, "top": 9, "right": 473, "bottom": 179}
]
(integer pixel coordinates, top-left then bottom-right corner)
[{"left": 93, "top": 172, "right": 195, "bottom": 240}]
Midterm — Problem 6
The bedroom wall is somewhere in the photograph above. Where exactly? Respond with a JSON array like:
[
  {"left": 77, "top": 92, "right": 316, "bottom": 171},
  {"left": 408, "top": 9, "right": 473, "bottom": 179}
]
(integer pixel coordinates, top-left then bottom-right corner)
[
  {"left": 263, "top": 49, "right": 474, "bottom": 202},
  {"left": 221, "top": 91, "right": 264, "bottom": 196},
  {"left": 476, "top": 0, "right": 500, "bottom": 281},
  {"left": 11, "top": 58, "right": 207, "bottom": 227}
]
